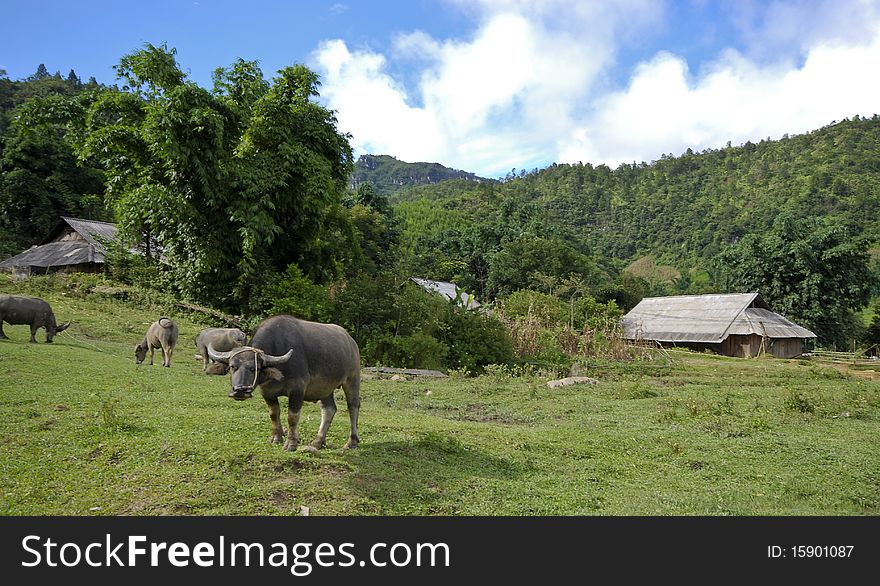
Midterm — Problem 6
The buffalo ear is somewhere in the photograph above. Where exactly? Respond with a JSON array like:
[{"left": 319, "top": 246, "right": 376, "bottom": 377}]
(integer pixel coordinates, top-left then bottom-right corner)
[
  {"left": 205, "top": 362, "right": 229, "bottom": 376},
  {"left": 263, "top": 367, "right": 283, "bottom": 381}
]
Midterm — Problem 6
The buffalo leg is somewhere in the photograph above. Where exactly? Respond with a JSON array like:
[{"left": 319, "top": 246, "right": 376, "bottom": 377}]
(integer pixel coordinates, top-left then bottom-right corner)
[
  {"left": 0, "top": 320, "right": 6, "bottom": 339},
  {"left": 284, "top": 393, "right": 304, "bottom": 452},
  {"left": 163, "top": 344, "right": 172, "bottom": 367},
  {"left": 29, "top": 324, "right": 38, "bottom": 343},
  {"left": 342, "top": 376, "right": 361, "bottom": 449},
  {"left": 265, "top": 397, "right": 285, "bottom": 444},
  {"left": 310, "top": 394, "right": 337, "bottom": 449},
  {"left": 149, "top": 346, "right": 155, "bottom": 365}
]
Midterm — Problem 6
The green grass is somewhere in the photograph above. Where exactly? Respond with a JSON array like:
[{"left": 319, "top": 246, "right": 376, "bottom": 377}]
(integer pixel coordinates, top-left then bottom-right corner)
[{"left": 1, "top": 275, "right": 879, "bottom": 515}]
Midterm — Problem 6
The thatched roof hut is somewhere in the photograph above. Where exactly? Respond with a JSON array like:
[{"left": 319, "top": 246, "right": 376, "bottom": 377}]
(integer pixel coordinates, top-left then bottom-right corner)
[
  {"left": 621, "top": 292, "right": 816, "bottom": 358},
  {"left": 0, "top": 217, "right": 118, "bottom": 278}
]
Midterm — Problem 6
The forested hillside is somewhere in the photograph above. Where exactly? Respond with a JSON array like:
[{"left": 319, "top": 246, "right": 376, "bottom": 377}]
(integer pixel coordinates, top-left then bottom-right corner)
[
  {"left": 351, "top": 154, "right": 491, "bottom": 196},
  {"left": 393, "top": 116, "right": 880, "bottom": 294}
]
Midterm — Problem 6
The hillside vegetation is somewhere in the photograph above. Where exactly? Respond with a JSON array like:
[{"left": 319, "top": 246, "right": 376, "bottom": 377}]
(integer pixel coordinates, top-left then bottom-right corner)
[
  {"left": 394, "top": 116, "right": 880, "bottom": 277},
  {"left": 1, "top": 275, "right": 878, "bottom": 515},
  {"left": 351, "top": 154, "right": 491, "bottom": 196}
]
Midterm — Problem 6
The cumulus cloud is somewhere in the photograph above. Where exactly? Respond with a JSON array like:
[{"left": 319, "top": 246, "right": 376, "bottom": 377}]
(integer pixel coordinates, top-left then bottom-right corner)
[
  {"left": 312, "top": 0, "right": 880, "bottom": 177},
  {"left": 560, "top": 31, "right": 880, "bottom": 166}
]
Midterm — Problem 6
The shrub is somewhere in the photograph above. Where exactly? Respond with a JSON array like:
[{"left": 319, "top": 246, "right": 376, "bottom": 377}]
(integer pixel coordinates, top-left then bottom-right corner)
[
  {"left": 495, "top": 288, "right": 641, "bottom": 366},
  {"left": 497, "top": 290, "right": 567, "bottom": 328},
  {"left": 363, "top": 332, "right": 448, "bottom": 369},
  {"left": 783, "top": 390, "right": 818, "bottom": 414},
  {"left": 251, "top": 263, "right": 330, "bottom": 322}
]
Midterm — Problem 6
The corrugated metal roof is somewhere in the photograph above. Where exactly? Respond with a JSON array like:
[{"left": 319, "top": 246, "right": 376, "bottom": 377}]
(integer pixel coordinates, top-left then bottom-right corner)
[
  {"left": 411, "top": 277, "right": 481, "bottom": 309},
  {"left": 621, "top": 293, "right": 815, "bottom": 342},
  {"left": 2, "top": 217, "right": 117, "bottom": 271},
  {"left": 729, "top": 307, "right": 816, "bottom": 338},
  {"left": 42, "top": 217, "right": 118, "bottom": 253},
  {"left": 0, "top": 241, "right": 101, "bottom": 269}
]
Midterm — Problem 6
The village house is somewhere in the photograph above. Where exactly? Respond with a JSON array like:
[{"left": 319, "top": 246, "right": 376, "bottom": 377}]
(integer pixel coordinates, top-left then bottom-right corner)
[
  {"left": 0, "top": 216, "right": 118, "bottom": 278},
  {"left": 621, "top": 292, "right": 816, "bottom": 358}
]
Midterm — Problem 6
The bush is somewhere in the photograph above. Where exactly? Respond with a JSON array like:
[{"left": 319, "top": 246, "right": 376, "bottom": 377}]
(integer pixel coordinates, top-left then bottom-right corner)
[
  {"left": 363, "top": 332, "right": 448, "bottom": 369},
  {"left": 439, "top": 306, "right": 514, "bottom": 373},
  {"left": 251, "top": 263, "right": 330, "bottom": 322},
  {"left": 783, "top": 390, "right": 819, "bottom": 414},
  {"left": 494, "top": 288, "right": 634, "bottom": 367},
  {"left": 497, "top": 290, "right": 567, "bottom": 328}
]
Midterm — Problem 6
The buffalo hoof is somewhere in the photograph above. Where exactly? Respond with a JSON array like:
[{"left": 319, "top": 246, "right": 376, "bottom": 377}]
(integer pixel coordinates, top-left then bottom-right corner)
[
  {"left": 283, "top": 440, "right": 299, "bottom": 452},
  {"left": 270, "top": 435, "right": 285, "bottom": 444},
  {"left": 309, "top": 438, "right": 325, "bottom": 450},
  {"left": 343, "top": 438, "right": 359, "bottom": 450}
]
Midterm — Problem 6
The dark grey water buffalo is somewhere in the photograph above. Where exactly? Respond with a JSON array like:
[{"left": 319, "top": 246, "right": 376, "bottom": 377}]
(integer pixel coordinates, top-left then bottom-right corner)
[
  {"left": 195, "top": 327, "right": 247, "bottom": 371},
  {"left": 207, "top": 314, "right": 361, "bottom": 451},
  {"left": 0, "top": 295, "right": 71, "bottom": 343},
  {"left": 135, "top": 317, "right": 179, "bottom": 367}
]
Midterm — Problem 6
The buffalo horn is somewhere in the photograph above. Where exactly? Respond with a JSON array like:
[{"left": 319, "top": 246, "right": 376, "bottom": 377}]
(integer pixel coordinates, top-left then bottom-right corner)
[
  {"left": 261, "top": 349, "right": 294, "bottom": 366},
  {"left": 207, "top": 343, "right": 235, "bottom": 364},
  {"left": 56, "top": 320, "right": 71, "bottom": 332}
]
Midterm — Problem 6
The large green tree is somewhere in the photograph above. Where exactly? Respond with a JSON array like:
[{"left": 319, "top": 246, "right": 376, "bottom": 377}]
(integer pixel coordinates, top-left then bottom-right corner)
[
  {"left": 78, "top": 44, "right": 354, "bottom": 310},
  {"left": 717, "top": 213, "right": 875, "bottom": 346},
  {"left": 0, "top": 93, "right": 107, "bottom": 256}
]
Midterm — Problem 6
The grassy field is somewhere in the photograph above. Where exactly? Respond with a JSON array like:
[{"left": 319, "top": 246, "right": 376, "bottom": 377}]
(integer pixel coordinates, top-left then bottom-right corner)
[{"left": 1, "top": 275, "right": 879, "bottom": 516}]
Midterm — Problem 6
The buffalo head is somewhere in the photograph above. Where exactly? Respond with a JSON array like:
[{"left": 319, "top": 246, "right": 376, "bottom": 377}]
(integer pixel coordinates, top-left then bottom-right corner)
[
  {"left": 134, "top": 341, "right": 148, "bottom": 364},
  {"left": 207, "top": 344, "right": 293, "bottom": 400},
  {"left": 47, "top": 320, "right": 71, "bottom": 343}
]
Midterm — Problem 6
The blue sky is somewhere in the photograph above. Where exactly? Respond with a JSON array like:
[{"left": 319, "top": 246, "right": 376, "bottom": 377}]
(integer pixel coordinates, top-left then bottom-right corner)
[{"left": 3, "top": 0, "right": 880, "bottom": 177}]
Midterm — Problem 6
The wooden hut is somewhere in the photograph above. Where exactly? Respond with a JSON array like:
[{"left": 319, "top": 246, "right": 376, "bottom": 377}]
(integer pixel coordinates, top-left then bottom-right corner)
[
  {"left": 0, "top": 217, "right": 118, "bottom": 278},
  {"left": 621, "top": 293, "right": 816, "bottom": 358}
]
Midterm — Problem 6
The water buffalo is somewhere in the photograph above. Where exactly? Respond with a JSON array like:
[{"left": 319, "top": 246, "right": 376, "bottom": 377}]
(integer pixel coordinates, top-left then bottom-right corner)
[
  {"left": 0, "top": 295, "right": 70, "bottom": 343},
  {"left": 196, "top": 327, "right": 247, "bottom": 371},
  {"left": 207, "top": 314, "right": 361, "bottom": 451},
  {"left": 135, "top": 317, "right": 179, "bottom": 367}
]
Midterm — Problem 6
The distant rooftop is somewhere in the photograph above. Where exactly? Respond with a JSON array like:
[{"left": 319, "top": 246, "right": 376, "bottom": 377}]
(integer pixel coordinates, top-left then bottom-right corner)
[
  {"left": 622, "top": 293, "right": 816, "bottom": 343},
  {"left": 411, "top": 277, "right": 481, "bottom": 310},
  {"left": 1, "top": 216, "right": 118, "bottom": 272}
]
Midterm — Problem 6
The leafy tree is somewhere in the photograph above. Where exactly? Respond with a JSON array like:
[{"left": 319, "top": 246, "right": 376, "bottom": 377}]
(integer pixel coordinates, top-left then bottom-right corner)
[
  {"left": 354, "top": 182, "right": 389, "bottom": 214},
  {"left": 596, "top": 272, "right": 649, "bottom": 312},
  {"left": 717, "top": 213, "right": 875, "bottom": 346},
  {"left": 78, "top": 43, "right": 354, "bottom": 311},
  {"left": 65, "top": 69, "right": 81, "bottom": 87},
  {"left": 30, "top": 64, "right": 51, "bottom": 81},
  {"left": 0, "top": 94, "right": 107, "bottom": 255},
  {"left": 487, "top": 234, "right": 604, "bottom": 297}
]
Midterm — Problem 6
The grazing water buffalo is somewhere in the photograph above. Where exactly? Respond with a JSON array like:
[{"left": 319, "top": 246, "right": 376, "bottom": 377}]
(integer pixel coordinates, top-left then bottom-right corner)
[
  {"left": 135, "top": 317, "right": 179, "bottom": 367},
  {"left": 207, "top": 314, "right": 361, "bottom": 451},
  {"left": 196, "top": 327, "right": 247, "bottom": 371},
  {"left": 0, "top": 295, "right": 70, "bottom": 343}
]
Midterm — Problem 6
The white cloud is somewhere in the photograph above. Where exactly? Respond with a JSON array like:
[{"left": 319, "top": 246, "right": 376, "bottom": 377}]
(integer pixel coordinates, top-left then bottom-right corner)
[
  {"left": 312, "top": 0, "right": 880, "bottom": 177},
  {"left": 329, "top": 3, "right": 348, "bottom": 16},
  {"left": 314, "top": 40, "right": 443, "bottom": 163},
  {"left": 560, "top": 32, "right": 880, "bottom": 166}
]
